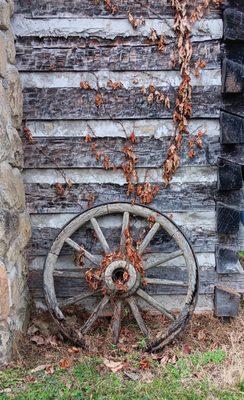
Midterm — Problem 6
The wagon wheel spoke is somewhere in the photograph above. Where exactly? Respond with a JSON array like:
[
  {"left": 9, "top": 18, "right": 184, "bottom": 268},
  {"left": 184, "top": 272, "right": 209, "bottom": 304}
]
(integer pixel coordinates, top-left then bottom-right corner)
[
  {"left": 65, "top": 238, "right": 101, "bottom": 266},
  {"left": 144, "top": 249, "right": 183, "bottom": 271},
  {"left": 137, "top": 288, "right": 175, "bottom": 322},
  {"left": 138, "top": 222, "right": 160, "bottom": 255},
  {"left": 59, "top": 290, "right": 101, "bottom": 308},
  {"left": 120, "top": 212, "right": 130, "bottom": 253},
  {"left": 145, "top": 278, "right": 187, "bottom": 286},
  {"left": 91, "top": 217, "right": 110, "bottom": 254},
  {"left": 111, "top": 299, "right": 123, "bottom": 344},
  {"left": 126, "top": 296, "right": 149, "bottom": 337},
  {"left": 81, "top": 295, "right": 110, "bottom": 335}
]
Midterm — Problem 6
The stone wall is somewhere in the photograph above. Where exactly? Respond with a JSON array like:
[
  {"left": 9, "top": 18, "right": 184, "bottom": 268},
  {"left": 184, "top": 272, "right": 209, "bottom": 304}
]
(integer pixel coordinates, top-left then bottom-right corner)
[{"left": 0, "top": 0, "right": 30, "bottom": 366}]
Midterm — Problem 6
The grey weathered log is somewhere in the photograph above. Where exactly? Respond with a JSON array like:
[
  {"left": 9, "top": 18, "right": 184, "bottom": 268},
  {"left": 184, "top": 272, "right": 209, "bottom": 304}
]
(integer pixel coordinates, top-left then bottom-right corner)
[
  {"left": 28, "top": 224, "right": 240, "bottom": 257},
  {"left": 14, "top": 0, "right": 221, "bottom": 18},
  {"left": 28, "top": 266, "right": 244, "bottom": 298},
  {"left": 214, "top": 285, "right": 241, "bottom": 317},
  {"left": 25, "top": 182, "right": 218, "bottom": 214},
  {"left": 216, "top": 203, "right": 240, "bottom": 234},
  {"left": 217, "top": 158, "right": 243, "bottom": 191},
  {"left": 222, "top": 59, "right": 244, "bottom": 94},
  {"left": 23, "top": 86, "right": 222, "bottom": 120},
  {"left": 216, "top": 246, "right": 243, "bottom": 274},
  {"left": 224, "top": 8, "right": 244, "bottom": 41},
  {"left": 220, "top": 111, "right": 244, "bottom": 144},
  {"left": 22, "top": 136, "right": 220, "bottom": 169},
  {"left": 15, "top": 38, "right": 220, "bottom": 72}
]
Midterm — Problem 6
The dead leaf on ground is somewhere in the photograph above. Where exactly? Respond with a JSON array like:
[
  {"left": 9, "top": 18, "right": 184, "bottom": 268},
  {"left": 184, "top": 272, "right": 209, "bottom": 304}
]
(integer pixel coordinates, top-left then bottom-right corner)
[
  {"left": 59, "top": 358, "right": 73, "bottom": 369},
  {"left": 30, "top": 364, "right": 47, "bottom": 374},
  {"left": 141, "top": 371, "right": 154, "bottom": 383},
  {"left": 45, "top": 365, "right": 55, "bottom": 375},
  {"left": 103, "top": 358, "right": 124, "bottom": 373},
  {"left": 30, "top": 335, "right": 46, "bottom": 346}
]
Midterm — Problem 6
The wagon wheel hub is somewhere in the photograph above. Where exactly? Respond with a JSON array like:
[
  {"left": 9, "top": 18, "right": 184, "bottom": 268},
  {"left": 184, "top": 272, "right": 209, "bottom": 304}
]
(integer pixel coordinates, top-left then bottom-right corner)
[{"left": 104, "top": 259, "right": 140, "bottom": 296}]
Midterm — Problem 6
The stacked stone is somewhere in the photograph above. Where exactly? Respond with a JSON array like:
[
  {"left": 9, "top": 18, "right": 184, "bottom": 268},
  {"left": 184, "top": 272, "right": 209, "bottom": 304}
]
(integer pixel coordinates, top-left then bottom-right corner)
[{"left": 0, "top": 0, "right": 30, "bottom": 366}]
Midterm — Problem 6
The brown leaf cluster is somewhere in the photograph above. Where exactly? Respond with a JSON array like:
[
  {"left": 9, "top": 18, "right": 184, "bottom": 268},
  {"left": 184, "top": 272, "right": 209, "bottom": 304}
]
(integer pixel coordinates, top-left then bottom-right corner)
[
  {"left": 142, "top": 84, "right": 170, "bottom": 108},
  {"left": 107, "top": 80, "right": 124, "bottom": 90},
  {"left": 128, "top": 12, "right": 145, "bottom": 29},
  {"left": 22, "top": 121, "right": 33, "bottom": 143},
  {"left": 80, "top": 81, "right": 91, "bottom": 90},
  {"left": 122, "top": 146, "right": 138, "bottom": 196},
  {"left": 136, "top": 182, "right": 159, "bottom": 205},
  {"left": 103, "top": 0, "right": 118, "bottom": 14},
  {"left": 149, "top": 29, "right": 167, "bottom": 52}
]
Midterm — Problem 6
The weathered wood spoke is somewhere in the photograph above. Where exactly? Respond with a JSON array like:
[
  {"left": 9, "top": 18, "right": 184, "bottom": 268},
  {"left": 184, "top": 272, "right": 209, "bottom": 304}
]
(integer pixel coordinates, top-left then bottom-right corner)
[
  {"left": 65, "top": 238, "right": 101, "bottom": 266},
  {"left": 145, "top": 278, "right": 188, "bottom": 286},
  {"left": 137, "top": 289, "right": 175, "bottom": 322},
  {"left": 81, "top": 295, "right": 110, "bottom": 335},
  {"left": 59, "top": 290, "right": 100, "bottom": 308},
  {"left": 111, "top": 300, "right": 123, "bottom": 344},
  {"left": 138, "top": 222, "right": 160, "bottom": 255},
  {"left": 145, "top": 278, "right": 187, "bottom": 286},
  {"left": 126, "top": 296, "right": 149, "bottom": 337},
  {"left": 120, "top": 212, "right": 130, "bottom": 253},
  {"left": 91, "top": 217, "right": 110, "bottom": 254},
  {"left": 144, "top": 250, "right": 183, "bottom": 271}
]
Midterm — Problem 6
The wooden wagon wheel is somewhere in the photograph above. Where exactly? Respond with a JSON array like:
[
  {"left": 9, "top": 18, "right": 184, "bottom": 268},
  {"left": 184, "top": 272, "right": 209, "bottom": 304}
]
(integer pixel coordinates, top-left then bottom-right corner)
[{"left": 43, "top": 202, "right": 198, "bottom": 352}]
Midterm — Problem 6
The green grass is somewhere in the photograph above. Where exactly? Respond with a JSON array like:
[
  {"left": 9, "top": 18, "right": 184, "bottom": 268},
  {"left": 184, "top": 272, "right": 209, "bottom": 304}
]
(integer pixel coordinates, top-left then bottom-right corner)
[{"left": 0, "top": 349, "right": 243, "bottom": 400}]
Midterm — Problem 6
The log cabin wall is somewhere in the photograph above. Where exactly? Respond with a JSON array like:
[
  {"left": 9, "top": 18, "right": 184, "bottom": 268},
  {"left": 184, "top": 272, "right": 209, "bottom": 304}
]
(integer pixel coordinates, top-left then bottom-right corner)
[{"left": 12, "top": 0, "right": 243, "bottom": 313}]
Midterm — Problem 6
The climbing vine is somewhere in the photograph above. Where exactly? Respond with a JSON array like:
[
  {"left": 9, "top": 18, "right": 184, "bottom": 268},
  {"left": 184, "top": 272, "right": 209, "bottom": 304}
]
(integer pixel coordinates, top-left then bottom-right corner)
[{"left": 23, "top": 0, "right": 223, "bottom": 207}]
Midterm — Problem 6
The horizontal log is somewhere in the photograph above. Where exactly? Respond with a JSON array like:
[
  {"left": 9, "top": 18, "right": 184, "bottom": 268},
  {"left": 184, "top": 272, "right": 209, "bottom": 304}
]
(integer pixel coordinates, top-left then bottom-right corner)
[
  {"left": 217, "top": 203, "right": 240, "bottom": 234},
  {"left": 22, "top": 86, "right": 221, "bottom": 120},
  {"left": 214, "top": 286, "right": 241, "bottom": 317},
  {"left": 217, "top": 158, "right": 243, "bottom": 191},
  {"left": 16, "top": 37, "right": 221, "bottom": 72},
  {"left": 29, "top": 252, "right": 216, "bottom": 271},
  {"left": 224, "top": 8, "right": 244, "bottom": 41},
  {"left": 24, "top": 119, "right": 220, "bottom": 138},
  {"left": 20, "top": 70, "right": 221, "bottom": 89},
  {"left": 13, "top": 16, "right": 223, "bottom": 41},
  {"left": 24, "top": 182, "right": 217, "bottom": 214},
  {"left": 23, "top": 167, "right": 217, "bottom": 185},
  {"left": 28, "top": 266, "right": 244, "bottom": 298},
  {"left": 22, "top": 136, "right": 220, "bottom": 169},
  {"left": 27, "top": 211, "right": 216, "bottom": 256},
  {"left": 26, "top": 181, "right": 244, "bottom": 214},
  {"left": 220, "top": 112, "right": 244, "bottom": 144},
  {"left": 222, "top": 59, "right": 244, "bottom": 94},
  {"left": 14, "top": 0, "right": 221, "bottom": 18}
]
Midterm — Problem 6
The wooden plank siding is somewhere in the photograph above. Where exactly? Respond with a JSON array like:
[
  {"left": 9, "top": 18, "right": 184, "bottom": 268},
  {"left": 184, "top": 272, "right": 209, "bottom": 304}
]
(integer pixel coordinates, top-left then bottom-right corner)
[
  {"left": 14, "top": 1, "right": 242, "bottom": 310},
  {"left": 14, "top": 0, "right": 221, "bottom": 18}
]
